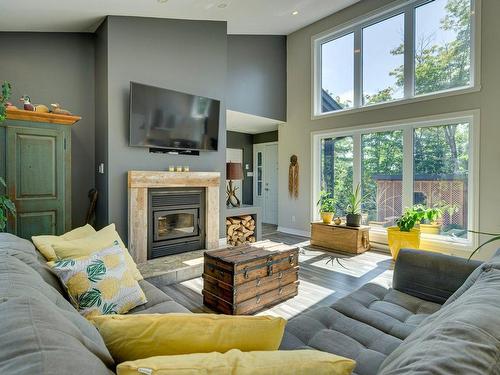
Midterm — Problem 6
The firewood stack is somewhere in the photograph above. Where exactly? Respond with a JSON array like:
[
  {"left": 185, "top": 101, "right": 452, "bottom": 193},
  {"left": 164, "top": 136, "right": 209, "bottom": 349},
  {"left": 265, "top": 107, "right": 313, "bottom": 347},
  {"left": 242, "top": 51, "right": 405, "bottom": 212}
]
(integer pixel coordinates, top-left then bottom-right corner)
[{"left": 226, "top": 215, "right": 256, "bottom": 246}]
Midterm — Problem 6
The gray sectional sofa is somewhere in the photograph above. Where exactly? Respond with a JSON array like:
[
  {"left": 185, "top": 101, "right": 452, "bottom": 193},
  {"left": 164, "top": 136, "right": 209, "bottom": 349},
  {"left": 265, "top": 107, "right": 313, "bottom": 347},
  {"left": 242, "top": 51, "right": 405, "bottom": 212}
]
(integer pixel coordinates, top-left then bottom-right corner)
[
  {"left": 1, "top": 232, "right": 500, "bottom": 374},
  {"left": 281, "top": 249, "right": 500, "bottom": 374}
]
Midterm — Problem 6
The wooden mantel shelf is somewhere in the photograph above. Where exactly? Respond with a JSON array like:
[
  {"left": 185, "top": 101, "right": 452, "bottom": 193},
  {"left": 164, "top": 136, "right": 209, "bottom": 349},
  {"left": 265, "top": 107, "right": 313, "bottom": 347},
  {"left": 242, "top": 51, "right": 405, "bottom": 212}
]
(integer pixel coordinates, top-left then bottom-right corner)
[{"left": 6, "top": 108, "right": 81, "bottom": 125}]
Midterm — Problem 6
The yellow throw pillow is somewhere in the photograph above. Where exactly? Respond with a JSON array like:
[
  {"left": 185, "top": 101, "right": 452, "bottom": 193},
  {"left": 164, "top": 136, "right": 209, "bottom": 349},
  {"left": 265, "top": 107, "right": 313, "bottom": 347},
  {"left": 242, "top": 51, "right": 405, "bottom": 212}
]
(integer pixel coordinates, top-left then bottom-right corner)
[
  {"left": 117, "top": 349, "right": 356, "bottom": 375},
  {"left": 52, "top": 224, "right": 143, "bottom": 281},
  {"left": 49, "top": 243, "right": 147, "bottom": 318},
  {"left": 32, "top": 224, "right": 97, "bottom": 261},
  {"left": 91, "top": 313, "right": 287, "bottom": 363}
]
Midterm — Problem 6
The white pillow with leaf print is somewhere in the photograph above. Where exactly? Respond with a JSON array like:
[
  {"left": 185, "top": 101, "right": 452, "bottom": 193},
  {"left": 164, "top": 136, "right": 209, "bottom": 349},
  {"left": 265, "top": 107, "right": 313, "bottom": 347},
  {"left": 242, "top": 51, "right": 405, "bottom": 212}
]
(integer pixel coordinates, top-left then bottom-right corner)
[{"left": 49, "top": 242, "right": 147, "bottom": 318}]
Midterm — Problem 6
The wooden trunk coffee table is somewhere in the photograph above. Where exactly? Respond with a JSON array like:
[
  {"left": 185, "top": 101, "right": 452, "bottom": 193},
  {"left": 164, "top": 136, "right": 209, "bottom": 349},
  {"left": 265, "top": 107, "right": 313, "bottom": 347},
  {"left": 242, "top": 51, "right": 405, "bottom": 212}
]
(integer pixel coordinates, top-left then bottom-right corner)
[{"left": 202, "top": 241, "right": 299, "bottom": 315}]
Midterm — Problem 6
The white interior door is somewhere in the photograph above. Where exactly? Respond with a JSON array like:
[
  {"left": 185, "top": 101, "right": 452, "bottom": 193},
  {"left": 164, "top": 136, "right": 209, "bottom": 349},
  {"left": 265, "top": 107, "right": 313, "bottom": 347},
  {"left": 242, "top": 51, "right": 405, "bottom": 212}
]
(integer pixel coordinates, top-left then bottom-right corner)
[
  {"left": 254, "top": 143, "right": 278, "bottom": 225},
  {"left": 226, "top": 148, "right": 243, "bottom": 203}
]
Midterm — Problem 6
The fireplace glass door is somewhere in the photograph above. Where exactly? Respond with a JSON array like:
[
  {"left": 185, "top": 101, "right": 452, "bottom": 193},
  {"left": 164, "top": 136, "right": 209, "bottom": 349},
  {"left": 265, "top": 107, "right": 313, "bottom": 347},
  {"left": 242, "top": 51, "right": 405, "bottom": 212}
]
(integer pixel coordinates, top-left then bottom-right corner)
[{"left": 153, "top": 209, "right": 199, "bottom": 242}]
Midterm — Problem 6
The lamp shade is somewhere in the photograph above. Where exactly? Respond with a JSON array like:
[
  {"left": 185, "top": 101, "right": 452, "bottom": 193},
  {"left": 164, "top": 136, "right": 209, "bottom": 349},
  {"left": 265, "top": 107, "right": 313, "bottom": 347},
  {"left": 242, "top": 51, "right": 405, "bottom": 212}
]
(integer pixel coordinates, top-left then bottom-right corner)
[{"left": 226, "top": 162, "right": 244, "bottom": 180}]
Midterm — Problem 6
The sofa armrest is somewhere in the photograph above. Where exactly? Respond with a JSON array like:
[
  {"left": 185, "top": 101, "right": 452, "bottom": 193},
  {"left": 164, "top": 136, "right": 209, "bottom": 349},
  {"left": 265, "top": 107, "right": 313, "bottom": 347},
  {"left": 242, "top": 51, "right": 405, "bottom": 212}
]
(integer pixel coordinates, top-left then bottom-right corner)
[{"left": 393, "top": 249, "right": 482, "bottom": 305}]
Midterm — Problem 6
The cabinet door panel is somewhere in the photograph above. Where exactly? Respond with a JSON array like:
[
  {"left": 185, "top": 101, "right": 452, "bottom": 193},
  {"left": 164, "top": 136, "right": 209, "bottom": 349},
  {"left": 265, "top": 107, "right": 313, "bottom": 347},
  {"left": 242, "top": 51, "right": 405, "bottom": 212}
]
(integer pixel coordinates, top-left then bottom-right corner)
[
  {"left": 18, "top": 211, "right": 57, "bottom": 239},
  {"left": 6, "top": 126, "right": 67, "bottom": 238},
  {"left": 17, "top": 134, "right": 57, "bottom": 198}
]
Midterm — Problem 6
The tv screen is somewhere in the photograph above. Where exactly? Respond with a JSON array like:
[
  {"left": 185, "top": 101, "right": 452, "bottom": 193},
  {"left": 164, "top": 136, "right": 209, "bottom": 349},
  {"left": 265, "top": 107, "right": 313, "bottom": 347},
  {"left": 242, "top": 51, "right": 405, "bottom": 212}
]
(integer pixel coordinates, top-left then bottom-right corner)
[{"left": 129, "top": 82, "right": 220, "bottom": 152}]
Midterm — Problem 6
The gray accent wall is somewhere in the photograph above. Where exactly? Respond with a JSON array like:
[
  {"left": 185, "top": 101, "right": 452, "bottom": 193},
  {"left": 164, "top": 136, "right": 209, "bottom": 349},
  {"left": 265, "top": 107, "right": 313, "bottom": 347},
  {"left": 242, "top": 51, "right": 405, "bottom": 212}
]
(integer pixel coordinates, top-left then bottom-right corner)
[
  {"left": 227, "top": 131, "right": 253, "bottom": 205},
  {"left": 95, "top": 21, "right": 109, "bottom": 229},
  {"left": 227, "top": 35, "right": 286, "bottom": 121},
  {"left": 97, "top": 16, "right": 228, "bottom": 240},
  {"left": 0, "top": 32, "right": 95, "bottom": 228},
  {"left": 253, "top": 130, "right": 278, "bottom": 144}
]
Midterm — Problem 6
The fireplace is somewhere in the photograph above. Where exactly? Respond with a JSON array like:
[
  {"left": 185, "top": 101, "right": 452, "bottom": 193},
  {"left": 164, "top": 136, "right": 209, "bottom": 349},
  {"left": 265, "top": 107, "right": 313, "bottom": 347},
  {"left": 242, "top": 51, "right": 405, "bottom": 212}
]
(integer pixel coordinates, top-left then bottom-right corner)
[{"left": 148, "top": 188, "right": 205, "bottom": 259}]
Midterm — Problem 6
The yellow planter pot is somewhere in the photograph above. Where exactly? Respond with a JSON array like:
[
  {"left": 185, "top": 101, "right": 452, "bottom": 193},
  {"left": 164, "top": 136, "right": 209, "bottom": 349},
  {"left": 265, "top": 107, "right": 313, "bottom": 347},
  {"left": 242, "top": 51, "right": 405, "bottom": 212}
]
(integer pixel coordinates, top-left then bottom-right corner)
[
  {"left": 321, "top": 212, "right": 334, "bottom": 224},
  {"left": 387, "top": 227, "right": 421, "bottom": 260},
  {"left": 419, "top": 223, "right": 441, "bottom": 235}
]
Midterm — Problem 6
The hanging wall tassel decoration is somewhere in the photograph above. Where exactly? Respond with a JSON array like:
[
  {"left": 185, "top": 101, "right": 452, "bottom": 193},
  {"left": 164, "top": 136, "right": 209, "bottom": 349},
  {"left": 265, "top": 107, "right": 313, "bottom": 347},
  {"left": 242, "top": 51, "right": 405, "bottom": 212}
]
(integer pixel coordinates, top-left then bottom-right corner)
[{"left": 288, "top": 154, "right": 299, "bottom": 199}]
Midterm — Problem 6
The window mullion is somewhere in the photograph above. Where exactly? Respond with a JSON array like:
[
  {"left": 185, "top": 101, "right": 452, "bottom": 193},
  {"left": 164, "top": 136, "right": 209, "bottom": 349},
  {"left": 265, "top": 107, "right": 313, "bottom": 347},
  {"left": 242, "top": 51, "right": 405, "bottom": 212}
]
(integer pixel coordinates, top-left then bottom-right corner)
[
  {"left": 404, "top": 5, "right": 415, "bottom": 99},
  {"left": 353, "top": 27, "right": 363, "bottom": 108},
  {"left": 402, "top": 127, "right": 414, "bottom": 209}
]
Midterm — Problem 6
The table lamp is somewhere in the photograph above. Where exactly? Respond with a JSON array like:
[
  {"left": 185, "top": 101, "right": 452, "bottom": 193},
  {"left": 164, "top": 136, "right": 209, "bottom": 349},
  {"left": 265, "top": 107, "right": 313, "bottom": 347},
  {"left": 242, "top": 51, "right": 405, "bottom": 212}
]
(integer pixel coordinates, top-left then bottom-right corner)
[{"left": 226, "top": 162, "right": 243, "bottom": 207}]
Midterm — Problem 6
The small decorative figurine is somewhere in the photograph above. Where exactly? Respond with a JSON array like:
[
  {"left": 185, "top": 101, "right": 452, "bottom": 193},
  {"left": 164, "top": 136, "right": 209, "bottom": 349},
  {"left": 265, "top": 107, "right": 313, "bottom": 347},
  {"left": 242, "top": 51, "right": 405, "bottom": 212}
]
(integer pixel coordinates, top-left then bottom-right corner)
[
  {"left": 51, "top": 103, "right": 72, "bottom": 115},
  {"left": 333, "top": 217, "right": 342, "bottom": 225},
  {"left": 20, "top": 96, "right": 49, "bottom": 112},
  {"left": 20, "top": 95, "right": 35, "bottom": 111}
]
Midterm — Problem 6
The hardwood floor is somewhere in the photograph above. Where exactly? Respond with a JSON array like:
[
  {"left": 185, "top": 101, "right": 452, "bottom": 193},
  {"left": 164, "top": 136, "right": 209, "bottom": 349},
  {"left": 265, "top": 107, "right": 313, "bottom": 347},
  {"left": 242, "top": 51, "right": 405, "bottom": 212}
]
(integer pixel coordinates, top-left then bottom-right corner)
[{"left": 153, "top": 225, "right": 395, "bottom": 320}]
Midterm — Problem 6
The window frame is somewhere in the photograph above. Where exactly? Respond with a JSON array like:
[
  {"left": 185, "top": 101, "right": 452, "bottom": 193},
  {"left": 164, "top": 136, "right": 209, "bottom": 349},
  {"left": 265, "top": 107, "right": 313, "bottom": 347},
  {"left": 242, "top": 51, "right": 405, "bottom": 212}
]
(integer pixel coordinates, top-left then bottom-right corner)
[
  {"left": 311, "top": 0, "right": 481, "bottom": 119},
  {"left": 311, "top": 110, "right": 480, "bottom": 253}
]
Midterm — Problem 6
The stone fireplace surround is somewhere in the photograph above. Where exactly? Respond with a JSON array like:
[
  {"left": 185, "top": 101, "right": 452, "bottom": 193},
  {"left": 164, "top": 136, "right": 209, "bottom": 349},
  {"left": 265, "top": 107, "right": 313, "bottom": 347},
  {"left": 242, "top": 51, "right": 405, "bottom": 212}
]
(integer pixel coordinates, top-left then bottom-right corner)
[{"left": 128, "top": 171, "right": 220, "bottom": 263}]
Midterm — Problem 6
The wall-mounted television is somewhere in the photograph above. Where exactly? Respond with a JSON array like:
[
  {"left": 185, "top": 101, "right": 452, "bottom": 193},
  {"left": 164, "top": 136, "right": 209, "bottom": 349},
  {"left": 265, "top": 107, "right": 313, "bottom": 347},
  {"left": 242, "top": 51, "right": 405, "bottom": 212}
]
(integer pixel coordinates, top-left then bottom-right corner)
[{"left": 129, "top": 82, "right": 220, "bottom": 152}]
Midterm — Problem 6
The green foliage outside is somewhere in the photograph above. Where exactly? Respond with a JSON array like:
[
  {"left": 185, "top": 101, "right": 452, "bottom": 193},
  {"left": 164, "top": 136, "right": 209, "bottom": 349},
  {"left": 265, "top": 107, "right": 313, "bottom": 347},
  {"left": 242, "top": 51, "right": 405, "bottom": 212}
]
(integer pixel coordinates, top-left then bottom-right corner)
[{"left": 321, "top": 0, "right": 471, "bottom": 235}]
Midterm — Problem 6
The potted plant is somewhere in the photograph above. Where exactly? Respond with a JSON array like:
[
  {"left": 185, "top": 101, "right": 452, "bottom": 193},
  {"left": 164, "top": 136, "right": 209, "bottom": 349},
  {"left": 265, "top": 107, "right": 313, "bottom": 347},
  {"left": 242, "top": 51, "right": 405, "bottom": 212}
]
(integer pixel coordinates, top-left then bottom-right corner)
[
  {"left": 0, "top": 81, "right": 12, "bottom": 122},
  {"left": 346, "top": 183, "right": 365, "bottom": 227},
  {"left": 419, "top": 206, "right": 443, "bottom": 235},
  {"left": 387, "top": 205, "right": 426, "bottom": 260},
  {"left": 0, "top": 177, "right": 16, "bottom": 232},
  {"left": 317, "top": 190, "right": 335, "bottom": 224},
  {"left": 0, "top": 82, "right": 16, "bottom": 232}
]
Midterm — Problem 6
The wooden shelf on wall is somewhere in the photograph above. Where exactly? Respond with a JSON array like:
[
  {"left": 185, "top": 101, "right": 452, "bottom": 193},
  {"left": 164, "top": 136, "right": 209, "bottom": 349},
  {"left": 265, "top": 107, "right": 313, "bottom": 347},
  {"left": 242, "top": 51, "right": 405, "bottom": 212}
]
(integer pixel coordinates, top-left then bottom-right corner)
[{"left": 6, "top": 108, "right": 81, "bottom": 125}]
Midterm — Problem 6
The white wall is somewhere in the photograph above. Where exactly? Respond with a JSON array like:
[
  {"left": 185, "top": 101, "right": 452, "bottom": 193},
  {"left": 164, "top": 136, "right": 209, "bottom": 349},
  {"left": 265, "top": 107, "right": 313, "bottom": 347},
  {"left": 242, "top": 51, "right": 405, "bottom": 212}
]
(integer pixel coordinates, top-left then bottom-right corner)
[{"left": 279, "top": 0, "right": 500, "bottom": 260}]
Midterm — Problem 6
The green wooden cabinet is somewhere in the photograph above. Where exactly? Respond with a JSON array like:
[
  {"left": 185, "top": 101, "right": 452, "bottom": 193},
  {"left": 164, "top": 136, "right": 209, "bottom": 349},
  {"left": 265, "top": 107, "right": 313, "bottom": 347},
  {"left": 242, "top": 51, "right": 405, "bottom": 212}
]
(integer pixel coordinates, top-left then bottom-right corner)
[{"left": 0, "top": 119, "right": 71, "bottom": 239}]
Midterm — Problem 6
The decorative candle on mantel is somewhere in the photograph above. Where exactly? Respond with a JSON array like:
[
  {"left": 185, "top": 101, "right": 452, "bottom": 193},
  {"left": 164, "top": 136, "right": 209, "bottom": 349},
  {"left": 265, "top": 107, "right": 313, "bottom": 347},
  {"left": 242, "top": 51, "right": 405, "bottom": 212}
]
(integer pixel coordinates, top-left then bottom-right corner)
[
  {"left": 168, "top": 166, "right": 175, "bottom": 172},
  {"left": 176, "top": 166, "right": 183, "bottom": 172},
  {"left": 183, "top": 166, "right": 190, "bottom": 172}
]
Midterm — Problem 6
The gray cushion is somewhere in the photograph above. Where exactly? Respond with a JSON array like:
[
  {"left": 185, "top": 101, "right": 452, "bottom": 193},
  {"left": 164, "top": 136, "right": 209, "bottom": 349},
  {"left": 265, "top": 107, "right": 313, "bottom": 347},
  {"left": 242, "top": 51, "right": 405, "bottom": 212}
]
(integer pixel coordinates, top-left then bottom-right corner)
[
  {"left": 0, "top": 255, "right": 73, "bottom": 312},
  {"left": 0, "top": 233, "right": 67, "bottom": 295},
  {"left": 0, "top": 296, "right": 114, "bottom": 375},
  {"left": 379, "top": 264, "right": 500, "bottom": 374},
  {"left": 0, "top": 233, "right": 38, "bottom": 255},
  {"left": 281, "top": 283, "right": 441, "bottom": 375},
  {"left": 129, "top": 280, "right": 190, "bottom": 314},
  {"left": 0, "top": 254, "right": 115, "bottom": 373},
  {"left": 281, "top": 305, "right": 401, "bottom": 375},
  {"left": 331, "top": 283, "right": 441, "bottom": 340}
]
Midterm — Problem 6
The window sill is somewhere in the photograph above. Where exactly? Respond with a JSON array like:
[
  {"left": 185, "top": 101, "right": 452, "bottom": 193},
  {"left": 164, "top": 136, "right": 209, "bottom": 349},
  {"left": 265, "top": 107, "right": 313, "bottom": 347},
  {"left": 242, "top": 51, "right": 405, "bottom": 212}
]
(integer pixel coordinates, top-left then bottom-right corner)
[{"left": 312, "top": 86, "right": 481, "bottom": 121}]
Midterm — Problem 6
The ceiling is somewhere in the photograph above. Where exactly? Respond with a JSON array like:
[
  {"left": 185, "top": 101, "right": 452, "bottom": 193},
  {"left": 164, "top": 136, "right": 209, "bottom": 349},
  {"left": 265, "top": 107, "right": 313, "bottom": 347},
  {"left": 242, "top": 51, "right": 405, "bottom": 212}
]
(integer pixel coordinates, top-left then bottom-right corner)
[
  {"left": 226, "top": 110, "right": 282, "bottom": 134},
  {"left": 0, "top": 0, "right": 359, "bottom": 35}
]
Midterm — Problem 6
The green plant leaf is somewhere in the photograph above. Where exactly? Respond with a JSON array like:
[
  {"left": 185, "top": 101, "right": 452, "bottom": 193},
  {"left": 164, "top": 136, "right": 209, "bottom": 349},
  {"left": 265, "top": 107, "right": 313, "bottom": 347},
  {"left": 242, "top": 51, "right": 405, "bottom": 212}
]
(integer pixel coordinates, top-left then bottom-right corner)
[
  {"left": 77, "top": 288, "right": 102, "bottom": 309},
  {"left": 102, "top": 302, "right": 118, "bottom": 315},
  {"left": 53, "top": 259, "right": 76, "bottom": 269},
  {"left": 86, "top": 260, "right": 106, "bottom": 283}
]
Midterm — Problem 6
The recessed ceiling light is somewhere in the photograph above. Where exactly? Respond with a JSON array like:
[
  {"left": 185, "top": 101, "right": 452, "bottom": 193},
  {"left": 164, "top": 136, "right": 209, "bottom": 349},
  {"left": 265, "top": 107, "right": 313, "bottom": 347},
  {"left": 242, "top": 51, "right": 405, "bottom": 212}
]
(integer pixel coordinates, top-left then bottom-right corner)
[
  {"left": 292, "top": 10, "right": 299, "bottom": 16},
  {"left": 157, "top": 0, "right": 169, "bottom": 3},
  {"left": 217, "top": 3, "right": 228, "bottom": 8}
]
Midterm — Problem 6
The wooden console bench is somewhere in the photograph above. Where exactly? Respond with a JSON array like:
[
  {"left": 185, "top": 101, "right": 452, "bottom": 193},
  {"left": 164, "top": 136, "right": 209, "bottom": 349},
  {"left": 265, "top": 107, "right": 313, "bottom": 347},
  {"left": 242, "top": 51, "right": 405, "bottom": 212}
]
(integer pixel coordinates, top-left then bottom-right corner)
[{"left": 310, "top": 222, "right": 370, "bottom": 254}]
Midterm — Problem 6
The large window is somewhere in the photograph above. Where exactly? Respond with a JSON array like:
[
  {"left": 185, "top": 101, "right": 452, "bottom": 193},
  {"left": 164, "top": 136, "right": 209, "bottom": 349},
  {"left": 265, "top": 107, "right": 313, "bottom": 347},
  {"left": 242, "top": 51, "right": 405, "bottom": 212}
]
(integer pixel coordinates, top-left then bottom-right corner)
[
  {"left": 361, "top": 131, "right": 403, "bottom": 227},
  {"left": 413, "top": 123, "right": 470, "bottom": 238},
  {"left": 313, "top": 112, "right": 477, "bottom": 247},
  {"left": 362, "top": 14, "right": 405, "bottom": 105},
  {"left": 314, "top": 0, "right": 476, "bottom": 115},
  {"left": 320, "top": 137, "right": 353, "bottom": 215},
  {"left": 321, "top": 34, "right": 354, "bottom": 111}
]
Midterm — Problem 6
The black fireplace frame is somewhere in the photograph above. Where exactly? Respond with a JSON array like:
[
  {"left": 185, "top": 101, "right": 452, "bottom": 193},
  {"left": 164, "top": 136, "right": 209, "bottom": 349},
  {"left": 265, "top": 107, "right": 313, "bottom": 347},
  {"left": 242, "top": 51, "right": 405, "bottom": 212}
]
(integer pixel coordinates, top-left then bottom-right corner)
[{"left": 147, "top": 187, "right": 206, "bottom": 259}]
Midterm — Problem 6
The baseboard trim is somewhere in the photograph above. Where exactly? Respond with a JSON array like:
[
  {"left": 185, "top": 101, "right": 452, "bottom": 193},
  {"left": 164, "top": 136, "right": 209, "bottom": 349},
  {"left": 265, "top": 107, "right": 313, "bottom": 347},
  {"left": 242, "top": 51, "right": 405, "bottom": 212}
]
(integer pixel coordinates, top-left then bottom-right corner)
[{"left": 277, "top": 226, "right": 311, "bottom": 238}]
